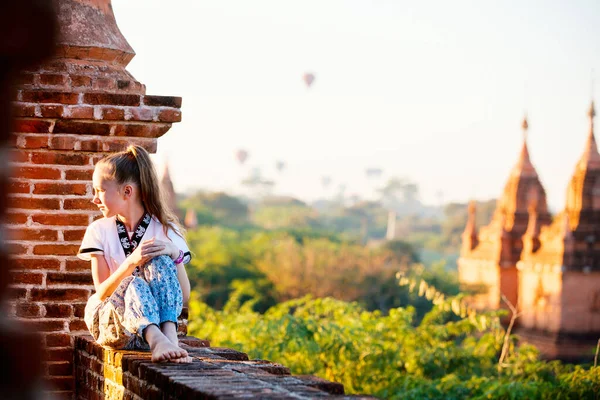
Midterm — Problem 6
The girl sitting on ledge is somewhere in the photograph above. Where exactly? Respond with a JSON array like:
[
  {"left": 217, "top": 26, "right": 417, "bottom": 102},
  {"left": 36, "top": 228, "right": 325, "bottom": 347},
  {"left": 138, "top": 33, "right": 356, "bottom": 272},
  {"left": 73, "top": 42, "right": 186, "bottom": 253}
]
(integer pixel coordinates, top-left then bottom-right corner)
[{"left": 78, "top": 145, "right": 193, "bottom": 363}]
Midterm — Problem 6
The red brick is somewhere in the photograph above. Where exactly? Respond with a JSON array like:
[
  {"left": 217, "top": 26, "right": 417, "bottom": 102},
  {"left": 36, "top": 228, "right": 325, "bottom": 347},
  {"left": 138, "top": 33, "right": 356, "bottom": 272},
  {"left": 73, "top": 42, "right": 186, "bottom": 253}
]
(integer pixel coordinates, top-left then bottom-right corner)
[
  {"left": 66, "top": 106, "right": 94, "bottom": 119},
  {"left": 46, "top": 333, "right": 72, "bottom": 347},
  {"left": 16, "top": 303, "right": 42, "bottom": 318},
  {"left": 40, "top": 105, "right": 65, "bottom": 118},
  {"left": 50, "top": 136, "right": 78, "bottom": 150},
  {"left": 6, "top": 242, "right": 28, "bottom": 255},
  {"left": 16, "top": 73, "right": 35, "bottom": 85},
  {"left": 54, "top": 120, "right": 111, "bottom": 135},
  {"left": 117, "top": 79, "right": 132, "bottom": 90},
  {"left": 112, "top": 123, "right": 170, "bottom": 138},
  {"left": 6, "top": 227, "right": 58, "bottom": 241},
  {"left": 71, "top": 75, "right": 92, "bottom": 87},
  {"left": 73, "top": 303, "right": 86, "bottom": 318},
  {"left": 34, "top": 183, "right": 88, "bottom": 196},
  {"left": 32, "top": 213, "right": 89, "bottom": 226},
  {"left": 92, "top": 78, "right": 116, "bottom": 91},
  {"left": 44, "top": 304, "right": 73, "bottom": 318},
  {"left": 100, "top": 107, "right": 125, "bottom": 120},
  {"left": 7, "top": 197, "right": 61, "bottom": 210},
  {"left": 5, "top": 212, "right": 29, "bottom": 224},
  {"left": 143, "top": 95, "right": 182, "bottom": 108},
  {"left": 47, "top": 272, "right": 93, "bottom": 285},
  {"left": 30, "top": 288, "right": 89, "bottom": 301},
  {"left": 11, "top": 257, "right": 61, "bottom": 270},
  {"left": 33, "top": 244, "right": 80, "bottom": 256},
  {"left": 128, "top": 107, "right": 154, "bottom": 121},
  {"left": 64, "top": 198, "right": 97, "bottom": 211},
  {"left": 12, "top": 166, "right": 60, "bottom": 180},
  {"left": 20, "top": 319, "right": 66, "bottom": 332},
  {"left": 10, "top": 271, "right": 44, "bottom": 285},
  {"left": 48, "top": 362, "right": 73, "bottom": 376},
  {"left": 157, "top": 109, "right": 182, "bottom": 122},
  {"left": 32, "top": 152, "right": 89, "bottom": 166},
  {"left": 64, "top": 168, "right": 94, "bottom": 181},
  {"left": 83, "top": 93, "right": 140, "bottom": 106},
  {"left": 7, "top": 181, "right": 30, "bottom": 194},
  {"left": 65, "top": 260, "right": 89, "bottom": 271},
  {"left": 39, "top": 59, "right": 68, "bottom": 72},
  {"left": 79, "top": 139, "right": 102, "bottom": 152},
  {"left": 45, "top": 349, "right": 74, "bottom": 363},
  {"left": 63, "top": 229, "right": 86, "bottom": 241},
  {"left": 39, "top": 74, "right": 67, "bottom": 86},
  {"left": 9, "top": 149, "right": 30, "bottom": 162},
  {"left": 69, "top": 319, "right": 88, "bottom": 332},
  {"left": 21, "top": 91, "right": 79, "bottom": 104},
  {"left": 18, "top": 135, "right": 50, "bottom": 149},
  {"left": 46, "top": 376, "right": 74, "bottom": 391},
  {"left": 12, "top": 103, "right": 36, "bottom": 117},
  {"left": 13, "top": 119, "right": 53, "bottom": 133}
]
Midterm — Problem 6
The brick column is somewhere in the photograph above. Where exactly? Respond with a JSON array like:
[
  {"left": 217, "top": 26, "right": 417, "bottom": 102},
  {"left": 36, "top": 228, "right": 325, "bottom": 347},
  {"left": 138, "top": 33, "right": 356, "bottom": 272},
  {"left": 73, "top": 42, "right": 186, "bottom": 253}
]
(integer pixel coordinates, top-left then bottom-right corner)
[{"left": 5, "top": 0, "right": 182, "bottom": 395}]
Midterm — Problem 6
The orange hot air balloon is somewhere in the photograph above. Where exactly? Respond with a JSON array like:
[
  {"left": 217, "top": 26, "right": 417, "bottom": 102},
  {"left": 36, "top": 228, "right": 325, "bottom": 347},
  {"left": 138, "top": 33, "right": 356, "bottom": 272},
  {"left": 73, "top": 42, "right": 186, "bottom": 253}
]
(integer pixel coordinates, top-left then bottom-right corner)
[
  {"left": 236, "top": 149, "right": 249, "bottom": 165},
  {"left": 303, "top": 72, "right": 315, "bottom": 88}
]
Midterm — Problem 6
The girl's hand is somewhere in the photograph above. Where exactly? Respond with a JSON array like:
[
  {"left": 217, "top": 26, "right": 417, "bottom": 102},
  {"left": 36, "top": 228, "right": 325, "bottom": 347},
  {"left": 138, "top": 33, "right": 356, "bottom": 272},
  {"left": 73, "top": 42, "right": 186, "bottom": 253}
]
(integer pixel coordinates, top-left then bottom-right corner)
[{"left": 128, "top": 238, "right": 179, "bottom": 267}]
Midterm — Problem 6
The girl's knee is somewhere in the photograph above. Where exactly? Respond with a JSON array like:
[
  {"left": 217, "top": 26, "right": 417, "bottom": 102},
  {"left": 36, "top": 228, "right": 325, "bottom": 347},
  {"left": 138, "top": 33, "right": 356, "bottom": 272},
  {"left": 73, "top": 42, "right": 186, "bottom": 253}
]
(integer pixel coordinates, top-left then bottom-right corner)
[{"left": 144, "top": 255, "right": 175, "bottom": 273}]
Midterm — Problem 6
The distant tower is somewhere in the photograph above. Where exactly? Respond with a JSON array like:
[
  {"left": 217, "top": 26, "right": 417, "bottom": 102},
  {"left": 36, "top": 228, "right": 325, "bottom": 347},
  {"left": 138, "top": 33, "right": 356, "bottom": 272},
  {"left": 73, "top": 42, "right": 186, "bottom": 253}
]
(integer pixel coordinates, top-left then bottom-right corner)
[
  {"left": 160, "top": 160, "right": 181, "bottom": 219},
  {"left": 458, "top": 115, "right": 551, "bottom": 312},
  {"left": 386, "top": 210, "right": 397, "bottom": 240},
  {"left": 516, "top": 101, "right": 600, "bottom": 361}
]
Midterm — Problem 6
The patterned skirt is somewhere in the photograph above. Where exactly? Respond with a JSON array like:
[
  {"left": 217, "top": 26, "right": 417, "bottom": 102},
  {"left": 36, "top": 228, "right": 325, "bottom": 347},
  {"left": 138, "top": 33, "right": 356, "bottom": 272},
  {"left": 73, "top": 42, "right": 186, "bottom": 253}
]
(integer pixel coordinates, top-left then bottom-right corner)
[{"left": 84, "top": 255, "right": 183, "bottom": 350}]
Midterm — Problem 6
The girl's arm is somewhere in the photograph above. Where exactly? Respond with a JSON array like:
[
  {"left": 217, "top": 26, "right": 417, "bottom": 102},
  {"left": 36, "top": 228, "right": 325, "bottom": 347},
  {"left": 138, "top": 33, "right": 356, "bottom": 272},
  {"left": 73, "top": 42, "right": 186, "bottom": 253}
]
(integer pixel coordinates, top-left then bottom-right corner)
[{"left": 90, "top": 253, "right": 136, "bottom": 301}]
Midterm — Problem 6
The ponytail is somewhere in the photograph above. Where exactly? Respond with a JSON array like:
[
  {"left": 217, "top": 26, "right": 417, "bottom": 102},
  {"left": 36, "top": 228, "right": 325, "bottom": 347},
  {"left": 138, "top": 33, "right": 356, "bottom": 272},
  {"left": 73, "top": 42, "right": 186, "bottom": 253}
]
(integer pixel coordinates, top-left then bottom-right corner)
[{"left": 96, "top": 145, "right": 184, "bottom": 237}]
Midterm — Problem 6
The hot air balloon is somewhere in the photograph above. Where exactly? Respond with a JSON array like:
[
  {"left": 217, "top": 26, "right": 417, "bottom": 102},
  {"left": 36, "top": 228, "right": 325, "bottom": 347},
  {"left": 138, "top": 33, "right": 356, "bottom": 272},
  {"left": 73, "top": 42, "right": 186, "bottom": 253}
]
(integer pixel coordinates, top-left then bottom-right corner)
[
  {"left": 235, "top": 149, "right": 249, "bottom": 165},
  {"left": 276, "top": 161, "right": 286, "bottom": 172},
  {"left": 303, "top": 72, "right": 315, "bottom": 88}
]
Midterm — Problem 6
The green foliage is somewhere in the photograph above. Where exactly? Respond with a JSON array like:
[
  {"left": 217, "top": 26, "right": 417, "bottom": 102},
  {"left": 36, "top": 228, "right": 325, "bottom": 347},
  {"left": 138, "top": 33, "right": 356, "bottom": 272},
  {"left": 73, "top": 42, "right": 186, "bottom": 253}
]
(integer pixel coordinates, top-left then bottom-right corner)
[{"left": 189, "top": 294, "right": 600, "bottom": 399}]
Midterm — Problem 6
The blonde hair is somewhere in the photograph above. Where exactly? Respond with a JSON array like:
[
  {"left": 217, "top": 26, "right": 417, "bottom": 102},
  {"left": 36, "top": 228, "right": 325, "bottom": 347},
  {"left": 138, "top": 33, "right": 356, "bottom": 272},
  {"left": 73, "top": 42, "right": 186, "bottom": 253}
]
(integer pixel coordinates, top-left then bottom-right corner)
[{"left": 96, "top": 145, "right": 184, "bottom": 237}]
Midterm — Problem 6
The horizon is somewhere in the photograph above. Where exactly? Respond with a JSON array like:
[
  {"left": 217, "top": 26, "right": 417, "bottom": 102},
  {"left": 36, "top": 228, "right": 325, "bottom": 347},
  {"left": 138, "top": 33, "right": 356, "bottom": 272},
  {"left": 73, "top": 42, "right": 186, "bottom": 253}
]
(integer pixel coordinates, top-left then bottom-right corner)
[{"left": 113, "top": 0, "right": 600, "bottom": 213}]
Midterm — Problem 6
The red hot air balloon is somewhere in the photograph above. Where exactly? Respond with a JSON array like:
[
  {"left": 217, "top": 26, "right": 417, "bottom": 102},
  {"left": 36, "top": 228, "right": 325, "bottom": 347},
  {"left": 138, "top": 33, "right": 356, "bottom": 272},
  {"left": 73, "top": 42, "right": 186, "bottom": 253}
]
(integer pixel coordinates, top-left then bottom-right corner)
[
  {"left": 236, "top": 149, "right": 249, "bottom": 165},
  {"left": 303, "top": 72, "right": 315, "bottom": 88}
]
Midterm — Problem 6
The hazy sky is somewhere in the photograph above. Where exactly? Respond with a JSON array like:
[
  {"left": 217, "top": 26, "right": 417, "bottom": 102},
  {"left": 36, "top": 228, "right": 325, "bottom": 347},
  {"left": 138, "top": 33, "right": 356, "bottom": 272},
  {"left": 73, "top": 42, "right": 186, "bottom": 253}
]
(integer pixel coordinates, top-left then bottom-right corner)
[{"left": 112, "top": 0, "right": 600, "bottom": 211}]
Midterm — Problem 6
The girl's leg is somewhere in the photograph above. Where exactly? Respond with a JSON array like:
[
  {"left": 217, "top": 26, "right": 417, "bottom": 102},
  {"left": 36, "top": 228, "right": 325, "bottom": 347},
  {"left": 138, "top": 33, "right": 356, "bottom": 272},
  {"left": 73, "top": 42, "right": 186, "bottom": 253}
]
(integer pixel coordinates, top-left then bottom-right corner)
[
  {"left": 140, "top": 256, "right": 192, "bottom": 363},
  {"left": 123, "top": 276, "right": 188, "bottom": 362}
]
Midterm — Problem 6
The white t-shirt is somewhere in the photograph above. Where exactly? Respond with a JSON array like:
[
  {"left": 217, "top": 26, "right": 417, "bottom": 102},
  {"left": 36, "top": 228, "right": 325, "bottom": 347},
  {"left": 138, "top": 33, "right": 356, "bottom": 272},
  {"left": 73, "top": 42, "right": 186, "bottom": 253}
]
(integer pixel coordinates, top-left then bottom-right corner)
[{"left": 77, "top": 215, "right": 191, "bottom": 273}]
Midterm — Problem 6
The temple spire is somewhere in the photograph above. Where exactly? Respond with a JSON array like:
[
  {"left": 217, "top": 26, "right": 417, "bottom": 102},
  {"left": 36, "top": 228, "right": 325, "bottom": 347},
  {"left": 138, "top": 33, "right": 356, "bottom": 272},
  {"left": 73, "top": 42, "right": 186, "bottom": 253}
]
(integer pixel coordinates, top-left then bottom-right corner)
[
  {"left": 577, "top": 100, "right": 600, "bottom": 170},
  {"left": 461, "top": 200, "right": 478, "bottom": 252},
  {"left": 513, "top": 114, "right": 536, "bottom": 177}
]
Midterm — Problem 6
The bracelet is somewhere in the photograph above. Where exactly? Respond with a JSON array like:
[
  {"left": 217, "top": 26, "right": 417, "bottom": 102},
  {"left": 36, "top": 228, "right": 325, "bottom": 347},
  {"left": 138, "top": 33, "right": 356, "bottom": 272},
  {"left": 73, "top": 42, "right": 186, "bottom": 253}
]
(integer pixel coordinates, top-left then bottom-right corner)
[{"left": 174, "top": 250, "right": 184, "bottom": 264}]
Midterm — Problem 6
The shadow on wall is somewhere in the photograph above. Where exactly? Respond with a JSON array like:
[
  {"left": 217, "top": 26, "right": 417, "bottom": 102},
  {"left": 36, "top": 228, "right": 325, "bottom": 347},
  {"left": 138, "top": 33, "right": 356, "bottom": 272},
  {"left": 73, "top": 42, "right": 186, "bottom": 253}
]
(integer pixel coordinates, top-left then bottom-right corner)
[{"left": 0, "top": 0, "right": 57, "bottom": 397}]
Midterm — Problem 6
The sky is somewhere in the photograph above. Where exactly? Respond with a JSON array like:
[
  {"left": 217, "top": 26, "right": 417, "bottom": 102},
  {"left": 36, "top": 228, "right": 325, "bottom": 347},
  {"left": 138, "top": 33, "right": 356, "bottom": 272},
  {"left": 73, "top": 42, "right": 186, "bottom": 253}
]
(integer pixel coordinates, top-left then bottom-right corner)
[{"left": 112, "top": 0, "right": 600, "bottom": 211}]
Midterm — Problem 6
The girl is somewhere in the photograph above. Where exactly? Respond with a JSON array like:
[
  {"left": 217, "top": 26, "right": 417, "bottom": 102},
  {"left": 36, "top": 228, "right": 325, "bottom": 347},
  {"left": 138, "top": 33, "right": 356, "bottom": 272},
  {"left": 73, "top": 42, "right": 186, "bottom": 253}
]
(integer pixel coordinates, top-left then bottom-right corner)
[{"left": 78, "top": 145, "right": 193, "bottom": 363}]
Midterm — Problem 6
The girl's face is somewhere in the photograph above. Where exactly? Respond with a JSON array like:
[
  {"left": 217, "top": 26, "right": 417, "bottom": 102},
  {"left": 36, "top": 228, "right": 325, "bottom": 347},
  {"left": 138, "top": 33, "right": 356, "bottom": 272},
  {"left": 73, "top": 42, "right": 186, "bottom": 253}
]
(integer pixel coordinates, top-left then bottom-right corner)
[{"left": 92, "top": 165, "right": 127, "bottom": 218}]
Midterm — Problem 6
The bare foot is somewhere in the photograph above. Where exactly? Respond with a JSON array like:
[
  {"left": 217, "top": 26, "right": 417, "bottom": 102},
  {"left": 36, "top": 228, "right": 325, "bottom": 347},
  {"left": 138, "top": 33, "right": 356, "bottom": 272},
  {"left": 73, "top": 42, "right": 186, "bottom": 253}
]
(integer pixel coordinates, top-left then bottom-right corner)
[
  {"left": 150, "top": 338, "right": 188, "bottom": 363},
  {"left": 171, "top": 355, "right": 193, "bottom": 364}
]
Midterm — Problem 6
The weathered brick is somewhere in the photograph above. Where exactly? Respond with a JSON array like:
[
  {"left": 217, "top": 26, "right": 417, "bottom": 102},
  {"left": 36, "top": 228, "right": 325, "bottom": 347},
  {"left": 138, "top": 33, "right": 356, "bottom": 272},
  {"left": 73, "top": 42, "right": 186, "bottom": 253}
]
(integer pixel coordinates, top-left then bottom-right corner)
[
  {"left": 6, "top": 242, "right": 28, "bottom": 255},
  {"left": 16, "top": 73, "right": 35, "bottom": 85},
  {"left": 39, "top": 74, "right": 67, "bottom": 86},
  {"left": 83, "top": 93, "right": 140, "bottom": 106},
  {"left": 46, "top": 350, "right": 76, "bottom": 364},
  {"left": 9, "top": 149, "right": 30, "bottom": 163},
  {"left": 17, "top": 135, "right": 50, "bottom": 149},
  {"left": 63, "top": 229, "right": 86, "bottom": 241},
  {"left": 32, "top": 152, "right": 89, "bottom": 166},
  {"left": 44, "top": 304, "right": 73, "bottom": 318},
  {"left": 112, "top": 123, "right": 170, "bottom": 138},
  {"left": 143, "top": 95, "right": 182, "bottom": 108},
  {"left": 11, "top": 257, "right": 61, "bottom": 270},
  {"left": 65, "top": 259, "right": 90, "bottom": 271},
  {"left": 20, "top": 319, "right": 66, "bottom": 332},
  {"left": 16, "top": 302, "right": 42, "bottom": 318},
  {"left": 32, "top": 213, "right": 90, "bottom": 226},
  {"left": 21, "top": 91, "right": 79, "bottom": 104},
  {"left": 64, "top": 198, "right": 98, "bottom": 211},
  {"left": 12, "top": 166, "right": 61, "bottom": 180},
  {"left": 4, "top": 211, "right": 28, "bottom": 224},
  {"left": 54, "top": 120, "right": 111, "bottom": 136},
  {"left": 48, "top": 362, "right": 73, "bottom": 377},
  {"left": 100, "top": 107, "right": 125, "bottom": 120},
  {"left": 34, "top": 182, "right": 88, "bottom": 196},
  {"left": 66, "top": 106, "right": 94, "bottom": 119},
  {"left": 7, "top": 197, "right": 61, "bottom": 210},
  {"left": 64, "top": 168, "right": 94, "bottom": 181},
  {"left": 127, "top": 107, "right": 154, "bottom": 121},
  {"left": 7, "top": 181, "right": 31, "bottom": 194},
  {"left": 157, "top": 109, "right": 182, "bottom": 123},
  {"left": 46, "top": 333, "right": 72, "bottom": 347},
  {"left": 33, "top": 244, "right": 80, "bottom": 256},
  {"left": 71, "top": 75, "right": 92, "bottom": 87},
  {"left": 47, "top": 272, "right": 93, "bottom": 285},
  {"left": 92, "top": 78, "right": 117, "bottom": 92},
  {"left": 12, "top": 103, "right": 36, "bottom": 117},
  {"left": 13, "top": 119, "right": 53, "bottom": 133},
  {"left": 40, "top": 105, "right": 65, "bottom": 118},
  {"left": 6, "top": 227, "right": 58, "bottom": 241},
  {"left": 10, "top": 271, "right": 44, "bottom": 285},
  {"left": 73, "top": 303, "right": 87, "bottom": 318},
  {"left": 30, "top": 288, "right": 89, "bottom": 301},
  {"left": 69, "top": 319, "right": 88, "bottom": 332},
  {"left": 79, "top": 139, "right": 103, "bottom": 152},
  {"left": 50, "top": 136, "right": 78, "bottom": 150}
]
